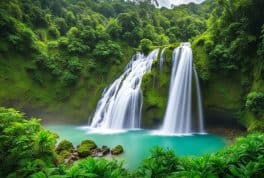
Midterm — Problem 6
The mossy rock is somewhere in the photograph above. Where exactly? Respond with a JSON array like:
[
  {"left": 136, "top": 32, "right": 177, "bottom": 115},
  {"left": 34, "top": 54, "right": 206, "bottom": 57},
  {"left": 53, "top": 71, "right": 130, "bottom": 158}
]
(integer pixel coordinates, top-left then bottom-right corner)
[
  {"left": 56, "top": 140, "right": 74, "bottom": 154},
  {"left": 111, "top": 145, "right": 124, "bottom": 155},
  {"left": 77, "top": 140, "right": 97, "bottom": 158},
  {"left": 56, "top": 150, "right": 71, "bottom": 164}
]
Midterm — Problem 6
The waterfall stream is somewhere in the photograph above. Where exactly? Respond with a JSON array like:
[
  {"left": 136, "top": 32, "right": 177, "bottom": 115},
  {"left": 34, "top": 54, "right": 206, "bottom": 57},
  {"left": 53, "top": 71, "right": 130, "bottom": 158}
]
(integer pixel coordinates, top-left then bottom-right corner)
[
  {"left": 159, "top": 47, "right": 167, "bottom": 71},
  {"left": 90, "top": 43, "right": 205, "bottom": 134},
  {"left": 90, "top": 49, "right": 159, "bottom": 130},
  {"left": 161, "top": 42, "right": 205, "bottom": 134}
]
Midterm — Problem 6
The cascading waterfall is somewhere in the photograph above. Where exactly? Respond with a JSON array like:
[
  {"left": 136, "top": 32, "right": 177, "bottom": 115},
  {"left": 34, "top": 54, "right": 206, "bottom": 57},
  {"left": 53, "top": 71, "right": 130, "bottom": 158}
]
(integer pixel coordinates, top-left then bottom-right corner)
[
  {"left": 90, "top": 49, "right": 159, "bottom": 130},
  {"left": 194, "top": 67, "right": 205, "bottom": 133},
  {"left": 161, "top": 42, "right": 205, "bottom": 134},
  {"left": 159, "top": 47, "right": 167, "bottom": 71}
]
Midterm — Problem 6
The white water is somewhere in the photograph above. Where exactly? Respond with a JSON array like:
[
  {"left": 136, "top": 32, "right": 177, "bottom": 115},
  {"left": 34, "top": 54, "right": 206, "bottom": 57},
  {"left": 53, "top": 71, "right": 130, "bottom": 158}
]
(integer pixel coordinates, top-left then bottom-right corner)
[
  {"left": 90, "top": 49, "right": 159, "bottom": 130},
  {"left": 159, "top": 47, "right": 167, "bottom": 71},
  {"left": 194, "top": 67, "right": 205, "bottom": 133},
  {"left": 161, "top": 42, "right": 204, "bottom": 134},
  {"left": 129, "top": 0, "right": 204, "bottom": 8}
]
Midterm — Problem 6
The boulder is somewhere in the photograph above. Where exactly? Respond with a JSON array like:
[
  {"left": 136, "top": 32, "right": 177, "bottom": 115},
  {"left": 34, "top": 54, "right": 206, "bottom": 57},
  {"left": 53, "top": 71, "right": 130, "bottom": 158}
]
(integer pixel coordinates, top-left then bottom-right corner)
[
  {"left": 77, "top": 140, "right": 97, "bottom": 158},
  {"left": 111, "top": 145, "right": 124, "bottom": 155},
  {"left": 56, "top": 140, "right": 74, "bottom": 154},
  {"left": 57, "top": 150, "right": 72, "bottom": 164},
  {"left": 102, "top": 145, "right": 110, "bottom": 156}
]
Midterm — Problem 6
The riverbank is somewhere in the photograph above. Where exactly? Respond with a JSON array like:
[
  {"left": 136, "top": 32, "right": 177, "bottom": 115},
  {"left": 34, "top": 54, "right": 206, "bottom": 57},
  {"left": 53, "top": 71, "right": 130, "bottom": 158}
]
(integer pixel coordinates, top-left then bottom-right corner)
[{"left": 207, "top": 127, "right": 246, "bottom": 143}]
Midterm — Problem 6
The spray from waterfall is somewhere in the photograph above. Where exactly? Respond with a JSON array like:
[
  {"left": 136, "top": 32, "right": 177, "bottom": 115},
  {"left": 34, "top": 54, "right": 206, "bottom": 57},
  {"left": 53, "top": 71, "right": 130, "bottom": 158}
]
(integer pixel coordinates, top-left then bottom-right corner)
[
  {"left": 161, "top": 42, "right": 205, "bottom": 134},
  {"left": 90, "top": 49, "right": 159, "bottom": 130}
]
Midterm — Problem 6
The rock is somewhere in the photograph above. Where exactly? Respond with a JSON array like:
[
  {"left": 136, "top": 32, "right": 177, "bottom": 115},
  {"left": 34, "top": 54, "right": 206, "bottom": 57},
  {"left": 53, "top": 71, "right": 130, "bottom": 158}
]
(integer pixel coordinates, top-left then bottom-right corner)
[
  {"left": 56, "top": 140, "right": 74, "bottom": 154},
  {"left": 111, "top": 145, "right": 124, "bottom": 155},
  {"left": 64, "top": 155, "right": 76, "bottom": 164},
  {"left": 72, "top": 151, "right": 78, "bottom": 157},
  {"left": 102, "top": 145, "right": 110, "bottom": 156},
  {"left": 77, "top": 140, "right": 97, "bottom": 158},
  {"left": 57, "top": 150, "right": 72, "bottom": 164},
  {"left": 90, "top": 148, "right": 101, "bottom": 157}
]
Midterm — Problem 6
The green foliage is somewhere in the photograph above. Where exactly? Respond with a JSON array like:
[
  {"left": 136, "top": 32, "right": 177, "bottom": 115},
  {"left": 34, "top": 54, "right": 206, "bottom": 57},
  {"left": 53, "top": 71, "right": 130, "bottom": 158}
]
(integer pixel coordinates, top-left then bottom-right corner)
[
  {"left": 245, "top": 92, "right": 264, "bottom": 114},
  {"left": 134, "top": 133, "right": 264, "bottom": 178},
  {"left": 107, "top": 18, "right": 122, "bottom": 39},
  {"left": 48, "top": 26, "right": 60, "bottom": 39},
  {"left": 0, "top": 107, "right": 57, "bottom": 177},
  {"left": 248, "top": 120, "right": 264, "bottom": 132},
  {"left": 1, "top": 107, "right": 264, "bottom": 178},
  {"left": 64, "top": 157, "right": 128, "bottom": 178},
  {"left": 93, "top": 40, "right": 123, "bottom": 62},
  {"left": 139, "top": 39, "right": 153, "bottom": 55},
  {"left": 135, "top": 147, "right": 180, "bottom": 177},
  {"left": 0, "top": 0, "right": 213, "bottom": 119},
  {"left": 258, "top": 25, "right": 264, "bottom": 57}
]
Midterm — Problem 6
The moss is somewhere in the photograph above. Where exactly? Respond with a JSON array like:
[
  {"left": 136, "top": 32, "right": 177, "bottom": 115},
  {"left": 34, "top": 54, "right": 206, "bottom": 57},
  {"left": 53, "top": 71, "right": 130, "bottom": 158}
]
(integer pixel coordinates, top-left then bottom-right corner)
[
  {"left": 56, "top": 140, "right": 74, "bottom": 154},
  {"left": 77, "top": 140, "right": 97, "bottom": 158},
  {"left": 248, "top": 120, "right": 264, "bottom": 132},
  {"left": 111, "top": 145, "right": 124, "bottom": 155},
  {"left": 203, "top": 73, "right": 242, "bottom": 110},
  {"left": 192, "top": 42, "right": 210, "bottom": 81},
  {"left": 57, "top": 150, "right": 71, "bottom": 164},
  {"left": 141, "top": 47, "right": 173, "bottom": 128}
]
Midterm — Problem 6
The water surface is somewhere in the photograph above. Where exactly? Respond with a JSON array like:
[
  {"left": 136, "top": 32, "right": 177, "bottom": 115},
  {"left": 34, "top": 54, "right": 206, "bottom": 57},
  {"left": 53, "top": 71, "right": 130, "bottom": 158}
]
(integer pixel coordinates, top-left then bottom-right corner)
[{"left": 46, "top": 125, "right": 227, "bottom": 169}]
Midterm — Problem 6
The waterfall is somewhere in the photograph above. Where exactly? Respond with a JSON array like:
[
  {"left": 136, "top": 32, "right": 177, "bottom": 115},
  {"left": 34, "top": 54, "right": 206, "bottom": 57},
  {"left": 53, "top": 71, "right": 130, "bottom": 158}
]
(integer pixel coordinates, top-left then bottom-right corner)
[
  {"left": 159, "top": 47, "right": 167, "bottom": 71},
  {"left": 90, "top": 49, "right": 159, "bottom": 130},
  {"left": 194, "top": 67, "right": 205, "bottom": 133},
  {"left": 161, "top": 42, "right": 205, "bottom": 134}
]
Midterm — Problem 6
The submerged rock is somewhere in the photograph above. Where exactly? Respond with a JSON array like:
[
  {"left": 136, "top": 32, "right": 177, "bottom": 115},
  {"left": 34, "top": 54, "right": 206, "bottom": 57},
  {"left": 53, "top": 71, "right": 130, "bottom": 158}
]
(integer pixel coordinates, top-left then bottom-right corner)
[
  {"left": 77, "top": 140, "right": 97, "bottom": 158},
  {"left": 111, "top": 145, "right": 124, "bottom": 155}
]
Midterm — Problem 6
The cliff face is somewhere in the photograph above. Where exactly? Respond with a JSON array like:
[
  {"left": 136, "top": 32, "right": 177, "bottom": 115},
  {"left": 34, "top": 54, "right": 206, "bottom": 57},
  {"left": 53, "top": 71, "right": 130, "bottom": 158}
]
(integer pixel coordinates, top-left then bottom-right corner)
[
  {"left": 140, "top": 43, "right": 263, "bottom": 131},
  {"left": 192, "top": 41, "right": 264, "bottom": 131},
  {"left": 141, "top": 47, "right": 174, "bottom": 128}
]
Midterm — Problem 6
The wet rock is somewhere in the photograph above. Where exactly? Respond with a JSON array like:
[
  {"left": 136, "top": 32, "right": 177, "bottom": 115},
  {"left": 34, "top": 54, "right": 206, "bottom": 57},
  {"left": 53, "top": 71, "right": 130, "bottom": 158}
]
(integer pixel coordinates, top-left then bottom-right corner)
[
  {"left": 102, "top": 145, "right": 110, "bottom": 155},
  {"left": 56, "top": 140, "right": 74, "bottom": 154},
  {"left": 77, "top": 140, "right": 97, "bottom": 158},
  {"left": 111, "top": 145, "right": 124, "bottom": 155}
]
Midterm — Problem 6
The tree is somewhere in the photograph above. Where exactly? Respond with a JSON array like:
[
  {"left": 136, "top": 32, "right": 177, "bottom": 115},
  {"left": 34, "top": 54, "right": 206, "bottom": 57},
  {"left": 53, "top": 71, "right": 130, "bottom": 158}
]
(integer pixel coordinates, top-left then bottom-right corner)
[
  {"left": 48, "top": 26, "right": 60, "bottom": 38},
  {"left": 93, "top": 40, "right": 123, "bottom": 62},
  {"left": 139, "top": 39, "right": 153, "bottom": 54},
  {"left": 106, "top": 18, "right": 122, "bottom": 39}
]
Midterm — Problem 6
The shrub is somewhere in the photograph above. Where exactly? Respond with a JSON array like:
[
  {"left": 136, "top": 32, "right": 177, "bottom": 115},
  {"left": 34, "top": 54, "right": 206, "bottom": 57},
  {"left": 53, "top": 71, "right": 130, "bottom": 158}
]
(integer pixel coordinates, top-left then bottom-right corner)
[
  {"left": 61, "top": 71, "right": 79, "bottom": 87},
  {"left": 67, "top": 39, "right": 90, "bottom": 55},
  {"left": 139, "top": 39, "right": 153, "bottom": 55},
  {"left": 67, "top": 57, "right": 83, "bottom": 73},
  {"left": 135, "top": 147, "right": 180, "bottom": 177},
  {"left": 245, "top": 92, "right": 264, "bottom": 114},
  {"left": 93, "top": 40, "right": 122, "bottom": 62},
  {"left": 65, "top": 157, "right": 128, "bottom": 178},
  {"left": 135, "top": 134, "right": 264, "bottom": 178},
  {"left": 48, "top": 26, "right": 60, "bottom": 38},
  {"left": 0, "top": 108, "right": 57, "bottom": 177}
]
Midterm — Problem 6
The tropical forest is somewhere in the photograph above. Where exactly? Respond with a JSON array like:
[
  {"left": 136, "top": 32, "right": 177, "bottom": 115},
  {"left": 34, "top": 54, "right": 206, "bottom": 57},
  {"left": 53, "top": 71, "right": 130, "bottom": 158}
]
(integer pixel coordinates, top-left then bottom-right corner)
[{"left": 0, "top": 0, "right": 264, "bottom": 177}]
